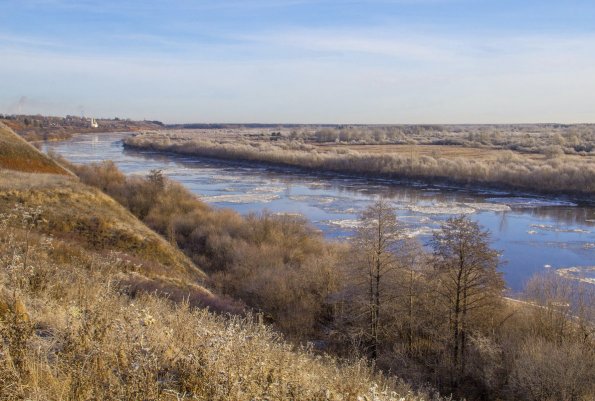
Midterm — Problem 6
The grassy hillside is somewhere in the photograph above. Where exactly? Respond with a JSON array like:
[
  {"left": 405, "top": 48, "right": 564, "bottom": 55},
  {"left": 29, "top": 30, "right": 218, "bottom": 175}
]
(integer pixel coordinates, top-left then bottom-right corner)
[
  {"left": 0, "top": 171, "right": 202, "bottom": 280},
  {"left": 0, "top": 124, "right": 223, "bottom": 310},
  {"left": 0, "top": 221, "right": 422, "bottom": 400},
  {"left": 0, "top": 122, "right": 71, "bottom": 175},
  {"left": 0, "top": 113, "right": 427, "bottom": 401}
]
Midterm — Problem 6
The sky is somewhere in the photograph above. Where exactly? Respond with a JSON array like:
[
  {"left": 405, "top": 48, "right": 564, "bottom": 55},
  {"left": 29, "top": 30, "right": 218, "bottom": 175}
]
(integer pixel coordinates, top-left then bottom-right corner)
[{"left": 1, "top": 0, "right": 595, "bottom": 124}]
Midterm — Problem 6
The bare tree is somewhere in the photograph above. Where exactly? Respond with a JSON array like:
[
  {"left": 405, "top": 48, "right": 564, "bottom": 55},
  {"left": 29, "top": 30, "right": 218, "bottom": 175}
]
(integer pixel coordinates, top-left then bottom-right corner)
[
  {"left": 349, "top": 198, "right": 402, "bottom": 359},
  {"left": 394, "top": 239, "right": 430, "bottom": 355},
  {"left": 431, "top": 216, "right": 504, "bottom": 384}
]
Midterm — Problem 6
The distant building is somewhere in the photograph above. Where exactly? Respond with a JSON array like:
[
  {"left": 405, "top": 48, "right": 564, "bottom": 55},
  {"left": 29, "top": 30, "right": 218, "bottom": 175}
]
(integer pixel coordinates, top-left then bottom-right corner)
[{"left": 90, "top": 118, "right": 98, "bottom": 128}]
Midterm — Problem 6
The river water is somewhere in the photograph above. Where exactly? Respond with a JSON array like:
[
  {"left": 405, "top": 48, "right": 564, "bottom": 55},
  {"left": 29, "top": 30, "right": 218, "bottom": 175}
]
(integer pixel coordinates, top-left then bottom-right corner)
[{"left": 44, "top": 133, "right": 595, "bottom": 293}]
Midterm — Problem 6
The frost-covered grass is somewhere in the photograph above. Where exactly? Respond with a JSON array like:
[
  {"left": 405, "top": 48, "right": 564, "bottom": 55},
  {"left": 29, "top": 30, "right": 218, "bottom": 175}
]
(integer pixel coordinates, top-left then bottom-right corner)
[
  {"left": 124, "top": 132, "right": 595, "bottom": 196},
  {"left": 0, "top": 209, "right": 435, "bottom": 401}
]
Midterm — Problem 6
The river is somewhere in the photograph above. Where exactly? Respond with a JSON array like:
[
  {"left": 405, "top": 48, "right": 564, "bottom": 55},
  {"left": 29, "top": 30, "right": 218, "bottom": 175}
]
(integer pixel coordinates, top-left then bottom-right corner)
[{"left": 44, "top": 133, "right": 595, "bottom": 293}]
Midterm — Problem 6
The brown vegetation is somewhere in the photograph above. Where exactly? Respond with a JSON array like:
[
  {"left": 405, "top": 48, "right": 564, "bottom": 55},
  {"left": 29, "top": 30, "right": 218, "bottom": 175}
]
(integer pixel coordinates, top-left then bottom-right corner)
[
  {"left": 0, "top": 171, "right": 201, "bottom": 282},
  {"left": 0, "top": 122, "right": 71, "bottom": 175},
  {"left": 124, "top": 131, "right": 595, "bottom": 196},
  {"left": 1, "top": 131, "right": 592, "bottom": 400},
  {"left": 0, "top": 136, "right": 431, "bottom": 400},
  {"left": 331, "top": 203, "right": 594, "bottom": 400},
  {"left": 64, "top": 158, "right": 595, "bottom": 400},
  {"left": 0, "top": 208, "right": 425, "bottom": 400},
  {"left": 66, "top": 160, "right": 342, "bottom": 339}
]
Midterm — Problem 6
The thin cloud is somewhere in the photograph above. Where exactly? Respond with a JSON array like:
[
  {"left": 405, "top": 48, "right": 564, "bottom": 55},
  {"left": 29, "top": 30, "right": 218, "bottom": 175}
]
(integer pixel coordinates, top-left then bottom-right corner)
[
  {"left": 0, "top": 33, "right": 60, "bottom": 48},
  {"left": 238, "top": 29, "right": 461, "bottom": 61}
]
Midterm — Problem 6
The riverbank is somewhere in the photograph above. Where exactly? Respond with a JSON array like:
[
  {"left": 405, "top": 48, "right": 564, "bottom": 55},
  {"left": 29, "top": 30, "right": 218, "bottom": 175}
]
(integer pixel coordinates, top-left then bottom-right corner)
[
  {"left": 123, "top": 131, "right": 595, "bottom": 200},
  {"left": 0, "top": 115, "right": 163, "bottom": 142}
]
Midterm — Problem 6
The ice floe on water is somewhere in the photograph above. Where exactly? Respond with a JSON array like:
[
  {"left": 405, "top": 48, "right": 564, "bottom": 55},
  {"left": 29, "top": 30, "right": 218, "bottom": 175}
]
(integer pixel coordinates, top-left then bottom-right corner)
[
  {"left": 395, "top": 214, "right": 430, "bottom": 221},
  {"left": 272, "top": 212, "right": 304, "bottom": 218},
  {"left": 321, "top": 220, "right": 438, "bottom": 239},
  {"left": 323, "top": 219, "right": 363, "bottom": 229},
  {"left": 288, "top": 195, "right": 337, "bottom": 204},
  {"left": 408, "top": 203, "right": 475, "bottom": 215},
  {"left": 529, "top": 224, "right": 591, "bottom": 234},
  {"left": 556, "top": 266, "right": 595, "bottom": 285},
  {"left": 209, "top": 174, "right": 260, "bottom": 183},
  {"left": 249, "top": 186, "right": 286, "bottom": 194},
  {"left": 199, "top": 194, "right": 280, "bottom": 204},
  {"left": 400, "top": 226, "right": 439, "bottom": 238},
  {"left": 485, "top": 197, "right": 577, "bottom": 208},
  {"left": 463, "top": 202, "right": 512, "bottom": 212}
]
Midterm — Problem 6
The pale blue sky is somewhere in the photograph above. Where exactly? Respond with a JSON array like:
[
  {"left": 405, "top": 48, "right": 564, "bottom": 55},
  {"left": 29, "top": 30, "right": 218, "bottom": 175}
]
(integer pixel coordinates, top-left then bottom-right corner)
[{"left": 1, "top": 0, "right": 594, "bottom": 123}]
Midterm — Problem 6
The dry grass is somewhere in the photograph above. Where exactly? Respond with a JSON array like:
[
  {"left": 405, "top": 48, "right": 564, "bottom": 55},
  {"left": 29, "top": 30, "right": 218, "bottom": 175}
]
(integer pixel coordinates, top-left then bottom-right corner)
[
  {"left": 0, "top": 170, "right": 203, "bottom": 282},
  {"left": 124, "top": 131, "right": 595, "bottom": 196},
  {"left": 0, "top": 122, "right": 71, "bottom": 175},
  {"left": 0, "top": 204, "right": 432, "bottom": 401}
]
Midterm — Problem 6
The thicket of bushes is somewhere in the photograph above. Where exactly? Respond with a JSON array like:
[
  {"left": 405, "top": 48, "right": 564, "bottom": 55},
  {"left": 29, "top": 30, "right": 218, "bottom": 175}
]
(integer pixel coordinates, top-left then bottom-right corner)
[
  {"left": 124, "top": 133, "right": 595, "bottom": 195},
  {"left": 68, "top": 160, "right": 341, "bottom": 339}
]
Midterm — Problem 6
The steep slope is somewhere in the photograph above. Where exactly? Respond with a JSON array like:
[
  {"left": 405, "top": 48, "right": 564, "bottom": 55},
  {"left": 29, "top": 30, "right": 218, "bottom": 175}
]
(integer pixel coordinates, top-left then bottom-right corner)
[
  {"left": 0, "top": 122, "right": 71, "bottom": 175},
  {"left": 0, "top": 170, "right": 203, "bottom": 281},
  {"left": 0, "top": 124, "right": 219, "bottom": 309}
]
